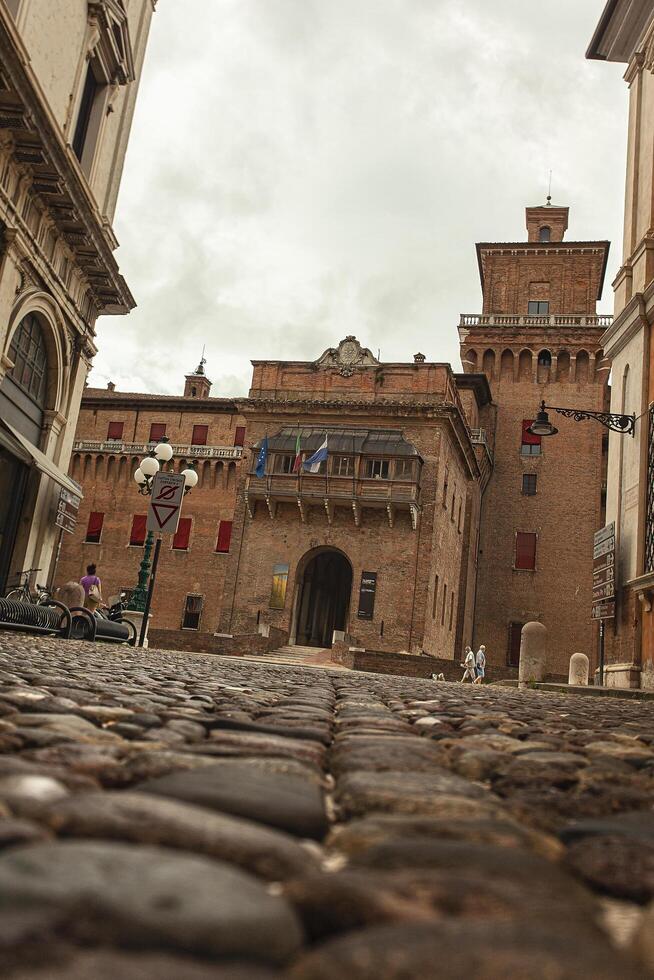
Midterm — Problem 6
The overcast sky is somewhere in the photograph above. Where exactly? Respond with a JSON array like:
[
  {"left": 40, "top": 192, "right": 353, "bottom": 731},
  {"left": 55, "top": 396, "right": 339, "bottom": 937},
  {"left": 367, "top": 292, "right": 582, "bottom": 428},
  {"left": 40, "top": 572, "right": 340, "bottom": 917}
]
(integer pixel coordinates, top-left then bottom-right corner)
[{"left": 90, "top": 0, "right": 627, "bottom": 397}]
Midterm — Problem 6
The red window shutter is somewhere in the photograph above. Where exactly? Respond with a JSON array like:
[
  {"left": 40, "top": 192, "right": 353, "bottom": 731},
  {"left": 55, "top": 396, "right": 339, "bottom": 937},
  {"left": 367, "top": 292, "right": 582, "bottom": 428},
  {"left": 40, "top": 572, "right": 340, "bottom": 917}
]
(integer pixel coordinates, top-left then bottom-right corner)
[
  {"left": 149, "top": 423, "right": 166, "bottom": 442},
  {"left": 85, "top": 511, "right": 104, "bottom": 542},
  {"left": 521, "top": 420, "right": 541, "bottom": 446},
  {"left": 216, "top": 520, "right": 233, "bottom": 553},
  {"left": 234, "top": 426, "right": 246, "bottom": 447},
  {"left": 107, "top": 421, "right": 123, "bottom": 440},
  {"left": 129, "top": 515, "right": 147, "bottom": 546},
  {"left": 172, "top": 517, "right": 192, "bottom": 550},
  {"left": 515, "top": 532, "right": 537, "bottom": 570},
  {"left": 192, "top": 425, "right": 208, "bottom": 446}
]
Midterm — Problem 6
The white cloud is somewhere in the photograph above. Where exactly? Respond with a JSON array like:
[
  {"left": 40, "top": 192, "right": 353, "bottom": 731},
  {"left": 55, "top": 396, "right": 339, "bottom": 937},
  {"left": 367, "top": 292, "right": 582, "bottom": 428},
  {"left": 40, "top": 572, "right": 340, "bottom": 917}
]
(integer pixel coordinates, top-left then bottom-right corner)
[{"left": 90, "top": 0, "right": 627, "bottom": 397}]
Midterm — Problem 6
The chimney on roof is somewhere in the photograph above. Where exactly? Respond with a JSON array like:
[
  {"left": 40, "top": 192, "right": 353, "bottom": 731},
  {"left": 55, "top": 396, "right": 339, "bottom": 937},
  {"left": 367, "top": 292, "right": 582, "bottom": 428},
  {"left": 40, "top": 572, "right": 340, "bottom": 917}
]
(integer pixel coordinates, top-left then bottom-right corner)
[{"left": 107, "top": 381, "right": 116, "bottom": 391}]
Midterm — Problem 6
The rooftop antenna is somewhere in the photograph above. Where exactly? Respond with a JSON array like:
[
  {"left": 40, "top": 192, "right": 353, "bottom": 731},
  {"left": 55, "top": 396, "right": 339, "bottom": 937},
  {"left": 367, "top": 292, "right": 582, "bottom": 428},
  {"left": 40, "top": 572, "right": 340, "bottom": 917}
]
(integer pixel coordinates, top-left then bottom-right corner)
[
  {"left": 194, "top": 344, "right": 207, "bottom": 375},
  {"left": 546, "top": 170, "right": 552, "bottom": 205}
]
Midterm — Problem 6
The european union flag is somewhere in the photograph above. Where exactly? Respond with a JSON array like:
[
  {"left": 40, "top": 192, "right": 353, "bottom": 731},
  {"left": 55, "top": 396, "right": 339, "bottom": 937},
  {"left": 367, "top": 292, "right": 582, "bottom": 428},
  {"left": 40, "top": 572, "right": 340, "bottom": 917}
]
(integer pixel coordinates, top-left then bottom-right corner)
[{"left": 255, "top": 435, "right": 268, "bottom": 478}]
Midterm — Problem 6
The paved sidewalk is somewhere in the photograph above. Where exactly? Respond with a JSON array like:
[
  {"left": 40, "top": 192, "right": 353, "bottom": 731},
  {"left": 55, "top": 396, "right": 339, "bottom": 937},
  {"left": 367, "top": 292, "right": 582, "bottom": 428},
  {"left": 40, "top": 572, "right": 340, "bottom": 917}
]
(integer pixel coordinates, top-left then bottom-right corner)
[{"left": 0, "top": 633, "right": 652, "bottom": 978}]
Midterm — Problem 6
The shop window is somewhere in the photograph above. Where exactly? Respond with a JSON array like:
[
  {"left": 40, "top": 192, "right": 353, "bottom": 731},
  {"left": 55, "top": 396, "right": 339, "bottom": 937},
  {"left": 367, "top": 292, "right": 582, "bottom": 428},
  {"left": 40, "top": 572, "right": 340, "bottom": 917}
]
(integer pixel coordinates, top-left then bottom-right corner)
[
  {"left": 107, "top": 421, "right": 124, "bottom": 440},
  {"left": 515, "top": 531, "right": 537, "bottom": 570},
  {"left": 8, "top": 314, "right": 48, "bottom": 406},
  {"left": 522, "top": 474, "right": 537, "bottom": 496},
  {"left": 191, "top": 425, "right": 208, "bottom": 446},
  {"left": 234, "top": 426, "right": 246, "bottom": 447},
  {"left": 85, "top": 511, "right": 104, "bottom": 543},
  {"left": 172, "top": 517, "right": 192, "bottom": 550},
  {"left": 521, "top": 420, "right": 541, "bottom": 456},
  {"left": 129, "top": 515, "right": 147, "bottom": 546},
  {"left": 528, "top": 300, "right": 549, "bottom": 315},
  {"left": 149, "top": 423, "right": 166, "bottom": 443},
  {"left": 365, "top": 458, "right": 389, "bottom": 479},
  {"left": 215, "top": 520, "right": 233, "bottom": 553},
  {"left": 182, "top": 594, "right": 203, "bottom": 630},
  {"left": 333, "top": 456, "right": 353, "bottom": 477}
]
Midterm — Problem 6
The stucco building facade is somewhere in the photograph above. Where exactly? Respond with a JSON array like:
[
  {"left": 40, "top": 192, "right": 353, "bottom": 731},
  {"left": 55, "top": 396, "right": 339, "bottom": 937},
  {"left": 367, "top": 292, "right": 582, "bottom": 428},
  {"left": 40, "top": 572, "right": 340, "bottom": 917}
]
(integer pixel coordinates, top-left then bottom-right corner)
[
  {"left": 0, "top": 0, "right": 156, "bottom": 594},
  {"left": 588, "top": 0, "right": 654, "bottom": 689}
]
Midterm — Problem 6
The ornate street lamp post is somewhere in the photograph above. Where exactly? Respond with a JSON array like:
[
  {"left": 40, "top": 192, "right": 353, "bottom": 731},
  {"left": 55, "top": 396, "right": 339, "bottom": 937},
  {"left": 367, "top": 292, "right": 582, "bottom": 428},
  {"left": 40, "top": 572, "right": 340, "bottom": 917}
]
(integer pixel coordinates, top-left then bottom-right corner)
[
  {"left": 527, "top": 401, "right": 635, "bottom": 438},
  {"left": 125, "top": 439, "right": 198, "bottom": 644}
]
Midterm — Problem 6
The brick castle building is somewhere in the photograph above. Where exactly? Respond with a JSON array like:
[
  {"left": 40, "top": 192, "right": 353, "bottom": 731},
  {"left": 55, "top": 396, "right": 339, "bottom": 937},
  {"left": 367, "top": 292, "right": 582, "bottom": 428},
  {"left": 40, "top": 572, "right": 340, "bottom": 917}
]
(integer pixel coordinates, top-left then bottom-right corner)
[{"left": 56, "top": 203, "right": 612, "bottom": 678}]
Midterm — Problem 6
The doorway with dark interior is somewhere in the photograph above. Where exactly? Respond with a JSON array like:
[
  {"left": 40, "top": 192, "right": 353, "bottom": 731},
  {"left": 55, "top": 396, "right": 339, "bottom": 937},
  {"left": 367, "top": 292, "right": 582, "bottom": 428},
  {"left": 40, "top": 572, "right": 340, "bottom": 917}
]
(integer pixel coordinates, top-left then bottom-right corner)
[{"left": 294, "top": 548, "right": 353, "bottom": 648}]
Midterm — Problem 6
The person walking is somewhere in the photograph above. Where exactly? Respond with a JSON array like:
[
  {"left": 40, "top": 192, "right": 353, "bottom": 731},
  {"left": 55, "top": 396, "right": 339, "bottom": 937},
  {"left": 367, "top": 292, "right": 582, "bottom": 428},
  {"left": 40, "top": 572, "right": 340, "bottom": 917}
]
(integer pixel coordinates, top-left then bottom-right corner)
[
  {"left": 474, "top": 645, "right": 487, "bottom": 684},
  {"left": 80, "top": 563, "right": 103, "bottom": 611},
  {"left": 461, "top": 645, "right": 476, "bottom": 683}
]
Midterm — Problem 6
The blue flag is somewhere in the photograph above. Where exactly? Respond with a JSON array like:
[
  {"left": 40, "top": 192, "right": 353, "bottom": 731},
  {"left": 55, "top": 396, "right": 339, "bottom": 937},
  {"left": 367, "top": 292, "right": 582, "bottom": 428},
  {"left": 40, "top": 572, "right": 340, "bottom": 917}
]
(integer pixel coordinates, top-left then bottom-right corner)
[
  {"left": 303, "top": 435, "right": 328, "bottom": 473},
  {"left": 255, "top": 435, "right": 268, "bottom": 478}
]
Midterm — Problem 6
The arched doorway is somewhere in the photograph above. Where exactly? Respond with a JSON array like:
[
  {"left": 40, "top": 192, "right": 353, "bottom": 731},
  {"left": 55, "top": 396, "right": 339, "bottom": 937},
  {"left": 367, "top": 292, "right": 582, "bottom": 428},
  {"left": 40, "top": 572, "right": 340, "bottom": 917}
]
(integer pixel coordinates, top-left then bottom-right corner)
[{"left": 293, "top": 549, "right": 353, "bottom": 648}]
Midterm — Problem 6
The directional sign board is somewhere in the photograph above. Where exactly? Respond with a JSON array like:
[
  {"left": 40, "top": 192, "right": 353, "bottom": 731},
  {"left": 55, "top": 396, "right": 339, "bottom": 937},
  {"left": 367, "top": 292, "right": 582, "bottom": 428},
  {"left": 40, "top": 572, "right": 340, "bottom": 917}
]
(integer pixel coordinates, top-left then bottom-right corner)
[
  {"left": 592, "top": 522, "right": 615, "bottom": 617},
  {"left": 146, "top": 472, "right": 185, "bottom": 535},
  {"left": 55, "top": 487, "right": 81, "bottom": 534}
]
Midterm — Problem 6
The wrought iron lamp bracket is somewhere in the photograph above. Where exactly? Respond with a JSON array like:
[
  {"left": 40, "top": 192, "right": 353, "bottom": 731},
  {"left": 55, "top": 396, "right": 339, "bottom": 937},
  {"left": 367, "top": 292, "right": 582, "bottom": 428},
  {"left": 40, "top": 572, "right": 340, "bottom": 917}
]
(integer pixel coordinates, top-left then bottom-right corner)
[{"left": 545, "top": 403, "right": 635, "bottom": 437}]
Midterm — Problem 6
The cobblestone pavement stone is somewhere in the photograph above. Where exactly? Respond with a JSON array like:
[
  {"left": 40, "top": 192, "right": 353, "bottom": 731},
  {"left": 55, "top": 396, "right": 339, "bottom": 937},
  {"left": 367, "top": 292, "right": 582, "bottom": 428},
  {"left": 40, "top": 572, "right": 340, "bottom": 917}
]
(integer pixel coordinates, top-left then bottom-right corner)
[{"left": 0, "top": 634, "right": 652, "bottom": 978}]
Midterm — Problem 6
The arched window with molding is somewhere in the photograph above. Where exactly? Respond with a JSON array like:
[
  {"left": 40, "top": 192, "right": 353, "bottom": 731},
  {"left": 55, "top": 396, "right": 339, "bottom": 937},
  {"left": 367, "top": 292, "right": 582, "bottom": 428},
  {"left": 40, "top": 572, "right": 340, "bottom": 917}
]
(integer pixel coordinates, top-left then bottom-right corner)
[
  {"left": 8, "top": 313, "right": 48, "bottom": 408},
  {"left": 539, "top": 226, "right": 551, "bottom": 242}
]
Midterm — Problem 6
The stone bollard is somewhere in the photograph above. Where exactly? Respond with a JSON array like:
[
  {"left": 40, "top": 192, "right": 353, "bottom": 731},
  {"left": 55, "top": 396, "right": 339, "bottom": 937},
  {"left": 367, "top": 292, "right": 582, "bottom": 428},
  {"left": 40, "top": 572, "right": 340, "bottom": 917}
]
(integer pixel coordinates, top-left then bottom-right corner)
[
  {"left": 55, "top": 581, "right": 85, "bottom": 609},
  {"left": 518, "top": 621, "right": 547, "bottom": 689},
  {"left": 568, "top": 652, "right": 589, "bottom": 686}
]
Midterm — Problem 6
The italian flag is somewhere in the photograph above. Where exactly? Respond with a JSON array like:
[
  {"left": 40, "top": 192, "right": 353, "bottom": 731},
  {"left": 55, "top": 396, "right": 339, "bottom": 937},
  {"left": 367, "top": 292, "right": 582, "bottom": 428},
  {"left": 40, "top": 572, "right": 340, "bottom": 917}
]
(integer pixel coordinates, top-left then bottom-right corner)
[{"left": 292, "top": 432, "right": 302, "bottom": 473}]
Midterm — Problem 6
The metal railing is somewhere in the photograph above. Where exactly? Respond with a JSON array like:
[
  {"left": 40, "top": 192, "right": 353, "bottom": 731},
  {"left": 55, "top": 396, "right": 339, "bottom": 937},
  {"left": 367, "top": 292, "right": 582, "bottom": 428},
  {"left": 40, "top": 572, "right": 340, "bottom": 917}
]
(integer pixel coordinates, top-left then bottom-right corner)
[
  {"left": 459, "top": 313, "right": 613, "bottom": 328},
  {"left": 73, "top": 440, "right": 243, "bottom": 460}
]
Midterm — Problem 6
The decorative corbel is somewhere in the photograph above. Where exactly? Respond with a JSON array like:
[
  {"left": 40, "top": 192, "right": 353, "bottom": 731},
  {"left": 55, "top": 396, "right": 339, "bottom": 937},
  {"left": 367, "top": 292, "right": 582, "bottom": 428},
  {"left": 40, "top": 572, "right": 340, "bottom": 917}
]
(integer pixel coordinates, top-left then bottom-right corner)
[
  {"left": 265, "top": 496, "right": 276, "bottom": 520},
  {"left": 352, "top": 500, "right": 361, "bottom": 527},
  {"left": 638, "top": 589, "right": 654, "bottom": 614},
  {"left": 386, "top": 503, "right": 395, "bottom": 529},
  {"left": 297, "top": 497, "right": 307, "bottom": 523}
]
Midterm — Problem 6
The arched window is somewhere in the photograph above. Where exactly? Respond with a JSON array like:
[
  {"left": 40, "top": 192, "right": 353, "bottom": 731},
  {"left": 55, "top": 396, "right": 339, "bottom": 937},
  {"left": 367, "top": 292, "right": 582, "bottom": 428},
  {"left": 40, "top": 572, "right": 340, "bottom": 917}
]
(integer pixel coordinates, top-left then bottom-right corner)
[
  {"left": 539, "top": 226, "right": 551, "bottom": 242},
  {"left": 8, "top": 313, "right": 47, "bottom": 406}
]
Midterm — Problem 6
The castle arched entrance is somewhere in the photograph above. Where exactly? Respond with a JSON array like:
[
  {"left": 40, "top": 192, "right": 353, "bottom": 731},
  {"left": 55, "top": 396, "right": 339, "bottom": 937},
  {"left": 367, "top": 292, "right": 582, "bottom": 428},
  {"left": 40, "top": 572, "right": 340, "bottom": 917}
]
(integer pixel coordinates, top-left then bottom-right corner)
[{"left": 292, "top": 548, "right": 353, "bottom": 648}]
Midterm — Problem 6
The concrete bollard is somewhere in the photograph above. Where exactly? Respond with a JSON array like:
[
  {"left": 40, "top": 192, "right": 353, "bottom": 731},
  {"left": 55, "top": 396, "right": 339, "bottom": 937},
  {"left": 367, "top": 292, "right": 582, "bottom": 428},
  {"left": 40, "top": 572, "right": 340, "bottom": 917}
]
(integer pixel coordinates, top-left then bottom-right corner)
[
  {"left": 55, "top": 581, "right": 84, "bottom": 609},
  {"left": 568, "top": 652, "right": 589, "bottom": 686},
  {"left": 518, "top": 621, "right": 547, "bottom": 689}
]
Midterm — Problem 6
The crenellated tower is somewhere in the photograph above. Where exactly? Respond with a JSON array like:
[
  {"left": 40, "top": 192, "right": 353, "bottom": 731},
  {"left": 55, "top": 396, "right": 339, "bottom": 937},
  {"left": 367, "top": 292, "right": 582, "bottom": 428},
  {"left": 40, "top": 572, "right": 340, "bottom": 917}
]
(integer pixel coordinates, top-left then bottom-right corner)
[{"left": 459, "top": 202, "right": 611, "bottom": 675}]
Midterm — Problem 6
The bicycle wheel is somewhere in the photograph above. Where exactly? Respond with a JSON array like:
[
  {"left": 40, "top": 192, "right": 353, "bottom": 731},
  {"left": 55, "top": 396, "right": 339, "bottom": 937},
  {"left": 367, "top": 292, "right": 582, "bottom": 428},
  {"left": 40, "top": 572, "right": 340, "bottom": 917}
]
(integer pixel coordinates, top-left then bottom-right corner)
[{"left": 5, "top": 589, "right": 26, "bottom": 602}]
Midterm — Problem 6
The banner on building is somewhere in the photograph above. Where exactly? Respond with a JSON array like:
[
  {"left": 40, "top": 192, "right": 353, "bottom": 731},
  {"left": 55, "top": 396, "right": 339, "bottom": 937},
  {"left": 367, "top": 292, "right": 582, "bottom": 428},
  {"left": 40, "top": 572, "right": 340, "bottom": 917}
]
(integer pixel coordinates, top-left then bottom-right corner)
[{"left": 357, "top": 571, "right": 377, "bottom": 620}]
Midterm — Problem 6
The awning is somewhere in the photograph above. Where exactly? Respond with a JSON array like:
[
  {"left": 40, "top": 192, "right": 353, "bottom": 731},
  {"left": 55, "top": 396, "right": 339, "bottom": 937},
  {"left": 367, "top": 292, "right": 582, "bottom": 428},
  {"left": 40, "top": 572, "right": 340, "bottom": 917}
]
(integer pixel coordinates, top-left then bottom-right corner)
[{"left": 0, "top": 420, "right": 83, "bottom": 500}]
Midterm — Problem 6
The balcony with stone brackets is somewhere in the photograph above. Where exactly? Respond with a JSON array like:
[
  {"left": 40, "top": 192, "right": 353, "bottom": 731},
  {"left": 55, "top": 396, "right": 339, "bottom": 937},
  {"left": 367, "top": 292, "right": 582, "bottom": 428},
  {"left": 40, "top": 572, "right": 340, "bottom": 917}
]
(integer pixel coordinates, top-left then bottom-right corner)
[
  {"left": 244, "top": 427, "right": 422, "bottom": 530},
  {"left": 72, "top": 440, "right": 243, "bottom": 461}
]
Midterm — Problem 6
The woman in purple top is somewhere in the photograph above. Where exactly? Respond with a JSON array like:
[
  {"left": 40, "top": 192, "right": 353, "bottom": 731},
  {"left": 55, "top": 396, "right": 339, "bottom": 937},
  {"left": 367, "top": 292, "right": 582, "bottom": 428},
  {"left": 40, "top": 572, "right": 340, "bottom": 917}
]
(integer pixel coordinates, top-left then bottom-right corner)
[{"left": 80, "top": 563, "right": 102, "bottom": 609}]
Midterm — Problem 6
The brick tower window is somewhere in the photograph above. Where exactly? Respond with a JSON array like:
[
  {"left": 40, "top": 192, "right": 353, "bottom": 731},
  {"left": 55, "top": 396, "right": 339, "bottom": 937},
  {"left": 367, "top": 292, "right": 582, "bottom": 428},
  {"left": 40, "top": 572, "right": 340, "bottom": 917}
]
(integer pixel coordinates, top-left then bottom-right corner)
[
  {"left": 129, "top": 515, "right": 147, "bottom": 546},
  {"left": 539, "top": 226, "right": 551, "bottom": 242},
  {"left": 522, "top": 474, "right": 537, "bottom": 496},
  {"left": 234, "top": 426, "right": 246, "bottom": 447},
  {"left": 528, "top": 300, "right": 549, "bottom": 315},
  {"left": 149, "top": 423, "right": 166, "bottom": 443},
  {"left": 191, "top": 425, "right": 208, "bottom": 446},
  {"left": 107, "top": 421, "right": 124, "bottom": 440},
  {"left": 182, "top": 594, "right": 203, "bottom": 630},
  {"left": 521, "top": 420, "right": 541, "bottom": 456},
  {"left": 514, "top": 531, "right": 537, "bottom": 570},
  {"left": 85, "top": 511, "right": 104, "bottom": 543}
]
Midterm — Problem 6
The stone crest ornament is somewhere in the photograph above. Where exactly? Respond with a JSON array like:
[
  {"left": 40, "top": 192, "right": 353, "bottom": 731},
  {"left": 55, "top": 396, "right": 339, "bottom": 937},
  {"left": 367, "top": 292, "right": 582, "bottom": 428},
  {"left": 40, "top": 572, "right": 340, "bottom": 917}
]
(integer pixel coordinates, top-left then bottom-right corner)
[{"left": 314, "top": 336, "right": 379, "bottom": 377}]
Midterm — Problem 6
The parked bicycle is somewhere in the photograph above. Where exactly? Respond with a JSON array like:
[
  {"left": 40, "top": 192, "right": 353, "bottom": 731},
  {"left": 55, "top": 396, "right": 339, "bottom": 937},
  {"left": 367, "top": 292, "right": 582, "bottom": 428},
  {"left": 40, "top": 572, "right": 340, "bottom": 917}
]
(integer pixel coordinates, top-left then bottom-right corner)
[{"left": 5, "top": 569, "right": 51, "bottom": 604}]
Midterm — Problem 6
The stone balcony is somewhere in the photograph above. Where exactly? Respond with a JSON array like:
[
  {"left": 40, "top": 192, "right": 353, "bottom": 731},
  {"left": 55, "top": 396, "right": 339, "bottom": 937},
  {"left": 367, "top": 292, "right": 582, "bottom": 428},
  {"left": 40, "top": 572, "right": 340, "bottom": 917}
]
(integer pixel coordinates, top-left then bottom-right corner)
[
  {"left": 72, "top": 440, "right": 243, "bottom": 461},
  {"left": 245, "top": 472, "right": 420, "bottom": 529},
  {"left": 459, "top": 313, "right": 613, "bottom": 329}
]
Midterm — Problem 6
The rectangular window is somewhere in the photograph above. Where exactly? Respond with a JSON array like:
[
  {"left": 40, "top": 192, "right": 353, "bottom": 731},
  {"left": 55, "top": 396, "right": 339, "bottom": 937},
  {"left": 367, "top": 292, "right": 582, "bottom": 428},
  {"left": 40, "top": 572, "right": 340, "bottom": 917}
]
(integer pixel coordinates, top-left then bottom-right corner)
[
  {"left": 522, "top": 474, "right": 537, "bottom": 496},
  {"left": 394, "top": 459, "right": 414, "bottom": 480},
  {"left": 333, "top": 456, "right": 354, "bottom": 477},
  {"left": 365, "top": 458, "right": 389, "bottom": 479},
  {"left": 129, "top": 515, "right": 147, "bottom": 547},
  {"left": 234, "top": 426, "right": 246, "bottom": 447},
  {"left": 275, "top": 454, "right": 295, "bottom": 474},
  {"left": 182, "top": 594, "right": 203, "bottom": 630},
  {"left": 515, "top": 531, "right": 537, "bottom": 570},
  {"left": 72, "top": 63, "right": 100, "bottom": 162},
  {"left": 521, "top": 420, "right": 541, "bottom": 455},
  {"left": 107, "top": 421, "right": 124, "bottom": 440},
  {"left": 528, "top": 300, "right": 549, "bottom": 315},
  {"left": 441, "top": 583, "right": 447, "bottom": 626},
  {"left": 149, "top": 423, "right": 166, "bottom": 443},
  {"left": 172, "top": 517, "right": 192, "bottom": 550},
  {"left": 449, "top": 590, "right": 455, "bottom": 631},
  {"left": 85, "top": 511, "right": 104, "bottom": 543},
  {"left": 508, "top": 622, "right": 524, "bottom": 667},
  {"left": 215, "top": 520, "right": 233, "bottom": 553},
  {"left": 191, "top": 425, "right": 208, "bottom": 446},
  {"left": 432, "top": 574, "right": 439, "bottom": 619}
]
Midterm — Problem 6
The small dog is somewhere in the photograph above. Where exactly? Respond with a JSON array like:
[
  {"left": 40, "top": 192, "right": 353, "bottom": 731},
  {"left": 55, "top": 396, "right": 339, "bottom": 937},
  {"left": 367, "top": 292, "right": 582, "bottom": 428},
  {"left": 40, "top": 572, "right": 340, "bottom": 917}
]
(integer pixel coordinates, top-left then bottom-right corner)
[{"left": 431, "top": 672, "right": 445, "bottom": 682}]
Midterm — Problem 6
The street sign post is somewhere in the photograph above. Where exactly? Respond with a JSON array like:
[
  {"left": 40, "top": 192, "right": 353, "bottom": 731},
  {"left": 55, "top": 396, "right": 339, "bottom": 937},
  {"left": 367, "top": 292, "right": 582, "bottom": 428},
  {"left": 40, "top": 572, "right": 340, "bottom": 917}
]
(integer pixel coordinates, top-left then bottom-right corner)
[
  {"left": 54, "top": 487, "right": 81, "bottom": 534},
  {"left": 140, "top": 473, "right": 186, "bottom": 646},
  {"left": 592, "top": 522, "right": 616, "bottom": 685}
]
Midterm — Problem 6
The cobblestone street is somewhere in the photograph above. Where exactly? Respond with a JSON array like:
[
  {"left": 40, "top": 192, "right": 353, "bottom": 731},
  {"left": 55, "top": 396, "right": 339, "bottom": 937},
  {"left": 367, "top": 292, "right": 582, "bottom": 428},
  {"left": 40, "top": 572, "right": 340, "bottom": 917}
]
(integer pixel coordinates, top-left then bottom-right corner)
[{"left": 0, "top": 635, "right": 652, "bottom": 978}]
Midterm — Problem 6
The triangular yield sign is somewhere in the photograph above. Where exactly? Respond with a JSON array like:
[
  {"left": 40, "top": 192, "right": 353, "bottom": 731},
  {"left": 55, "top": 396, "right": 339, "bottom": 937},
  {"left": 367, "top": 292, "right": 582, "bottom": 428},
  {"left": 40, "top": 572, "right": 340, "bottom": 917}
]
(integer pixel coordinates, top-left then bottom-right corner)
[{"left": 151, "top": 503, "right": 178, "bottom": 529}]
